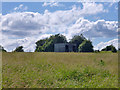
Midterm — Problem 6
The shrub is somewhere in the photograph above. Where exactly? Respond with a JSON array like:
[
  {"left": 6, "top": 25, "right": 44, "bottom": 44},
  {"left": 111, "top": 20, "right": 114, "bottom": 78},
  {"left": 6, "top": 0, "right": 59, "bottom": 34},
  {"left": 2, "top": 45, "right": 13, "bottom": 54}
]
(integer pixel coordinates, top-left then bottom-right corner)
[
  {"left": 94, "top": 50, "right": 100, "bottom": 53},
  {"left": 13, "top": 46, "right": 24, "bottom": 52},
  {"left": 78, "top": 40, "right": 94, "bottom": 52},
  {"left": 101, "top": 45, "right": 117, "bottom": 53}
]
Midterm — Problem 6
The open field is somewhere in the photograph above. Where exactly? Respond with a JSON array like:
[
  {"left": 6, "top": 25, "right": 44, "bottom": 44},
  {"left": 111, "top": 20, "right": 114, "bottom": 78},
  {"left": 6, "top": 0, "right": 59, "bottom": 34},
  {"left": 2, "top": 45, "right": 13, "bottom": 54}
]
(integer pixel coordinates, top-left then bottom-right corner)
[
  {"left": 0, "top": 52, "right": 2, "bottom": 89},
  {"left": 2, "top": 52, "right": 118, "bottom": 88}
]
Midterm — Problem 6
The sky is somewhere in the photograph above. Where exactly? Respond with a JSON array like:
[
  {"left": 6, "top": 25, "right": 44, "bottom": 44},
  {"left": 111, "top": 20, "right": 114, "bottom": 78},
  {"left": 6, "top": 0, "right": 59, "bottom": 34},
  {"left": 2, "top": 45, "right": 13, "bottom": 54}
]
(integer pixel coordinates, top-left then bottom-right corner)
[{"left": 0, "top": 2, "right": 119, "bottom": 52}]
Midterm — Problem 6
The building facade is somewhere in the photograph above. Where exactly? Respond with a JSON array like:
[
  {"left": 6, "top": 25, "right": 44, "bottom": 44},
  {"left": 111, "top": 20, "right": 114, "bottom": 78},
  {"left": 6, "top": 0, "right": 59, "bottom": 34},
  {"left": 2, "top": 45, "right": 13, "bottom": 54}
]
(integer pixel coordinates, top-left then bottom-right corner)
[{"left": 54, "top": 43, "right": 77, "bottom": 52}]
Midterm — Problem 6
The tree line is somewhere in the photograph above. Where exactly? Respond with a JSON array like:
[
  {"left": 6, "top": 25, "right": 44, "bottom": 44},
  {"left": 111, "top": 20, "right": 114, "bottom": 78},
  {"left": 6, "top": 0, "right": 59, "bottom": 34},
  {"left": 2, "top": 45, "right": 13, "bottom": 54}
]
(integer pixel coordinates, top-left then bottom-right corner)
[{"left": 0, "top": 34, "right": 118, "bottom": 53}]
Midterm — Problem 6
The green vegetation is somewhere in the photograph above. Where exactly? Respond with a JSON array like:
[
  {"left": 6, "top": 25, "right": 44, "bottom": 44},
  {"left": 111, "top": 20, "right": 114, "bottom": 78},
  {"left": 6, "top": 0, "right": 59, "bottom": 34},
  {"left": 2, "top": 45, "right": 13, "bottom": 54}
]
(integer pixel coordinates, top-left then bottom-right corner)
[
  {"left": 35, "top": 34, "right": 118, "bottom": 53},
  {"left": 0, "top": 34, "right": 118, "bottom": 53},
  {"left": 101, "top": 45, "right": 117, "bottom": 53},
  {"left": 35, "top": 34, "right": 94, "bottom": 52},
  {"left": 0, "top": 52, "right": 2, "bottom": 89},
  {"left": 78, "top": 40, "right": 94, "bottom": 52},
  {"left": 13, "top": 46, "right": 24, "bottom": 52},
  {"left": 0, "top": 45, "right": 6, "bottom": 52},
  {"left": 35, "top": 34, "right": 67, "bottom": 52},
  {"left": 69, "top": 34, "right": 86, "bottom": 51},
  {"left": 2, "top": 52, "right": 118, "bottom": 88}
]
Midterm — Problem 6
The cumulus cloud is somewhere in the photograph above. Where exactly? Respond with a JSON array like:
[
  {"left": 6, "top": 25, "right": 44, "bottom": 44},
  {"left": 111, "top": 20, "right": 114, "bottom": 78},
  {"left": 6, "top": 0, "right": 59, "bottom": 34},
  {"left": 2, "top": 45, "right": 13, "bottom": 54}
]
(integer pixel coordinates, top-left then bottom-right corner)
[
  {"left": 14, "top": 4, "right": 28, "bottom": 11},
  {"left": 42, "top": 2, "right": 63, "bottom": 7},
  {"left": 2, "top": 3, "right": 108, "bottom": 38},
  {"left": 2, "top": 37, "right": 36, "bottom": 52},
  {"left": 1, "top": 2, "right": 118, "bottom": 52},
  {"left": 67, "top": 18, "right": 118, "bottom": 40},
  {"left": 115, "top": 5, "right": 118, "bottom": 10},
  {"left": 2, "top": 12, "right": 43, "bottom": 38},
  {"left": 94, "top": 39, "right": 118, "bottom": 50},
  {"left": 0, "top": 13, "right": 2, "bottom": 44},
  {"left": 42, "top": 2, "right": 58, "bottom": 7},
  {"left": 81, "top": 2, "right": 108, "bottom": 15},
  {"left": 1, "top": 34, "right": 52, "bottom": 52}
]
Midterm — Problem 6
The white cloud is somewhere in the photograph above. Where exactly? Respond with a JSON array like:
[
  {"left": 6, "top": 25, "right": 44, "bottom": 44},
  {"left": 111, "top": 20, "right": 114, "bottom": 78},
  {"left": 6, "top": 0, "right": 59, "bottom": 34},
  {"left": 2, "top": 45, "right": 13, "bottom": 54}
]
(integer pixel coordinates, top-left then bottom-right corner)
[
  {"left": 67, "top": 18, "right": 118, "bottom": 40},
  {"left": 108, "top": 2, "right": 114, "bottom": 7},
  {"left": 1, "top": 34, "right": 52, "bottom": 52},
  {"left": 2, "top": 4, "right": 104, "bottom": 38},
  {"left": 14, "top": 4, "right": 28, "bottom": 11},
  {"left": 81, "top": 2, "right": 108, "bottom": 15},
  {"left": 42, "top": 2, "right": 63, "bottom": 7},
  {"left": 94, "top": 39, "right": 118, "bottom": 50},
  {"left": 1, "top": 3, "right": 118, "bottom": 52},
  {"left": 107, "top": 2, "right": 118, "bottom": 10},
  {"left": 115, "top": 5, "right": 118, "bottom": 10}
]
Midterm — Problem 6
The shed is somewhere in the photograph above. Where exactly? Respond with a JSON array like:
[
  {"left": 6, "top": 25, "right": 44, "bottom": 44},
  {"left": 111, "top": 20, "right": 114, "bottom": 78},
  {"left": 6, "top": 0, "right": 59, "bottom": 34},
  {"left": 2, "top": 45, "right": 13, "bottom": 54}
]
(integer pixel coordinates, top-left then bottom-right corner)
[{"left": 54, "top": 43, "right": 77, "bottom": 52}]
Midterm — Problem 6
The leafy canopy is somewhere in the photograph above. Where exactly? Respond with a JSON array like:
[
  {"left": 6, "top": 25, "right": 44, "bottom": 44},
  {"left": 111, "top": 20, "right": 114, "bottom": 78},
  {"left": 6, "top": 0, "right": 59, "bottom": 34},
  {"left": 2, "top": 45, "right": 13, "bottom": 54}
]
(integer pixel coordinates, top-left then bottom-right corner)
[
  {"left": 101, "top": 45, "right": 117, "bottom": 53},
  {"left": 35, "top": 34, "right": 67, "bottom": 52},
  {"left": 13, "top": 46, "right": 24, "bottom": 52},
  {"left": 78, "top": 40, "right": 94, "bottom": 52},
  {"left": 69, "top": 34, "right": 86, "bottom": 51},
  {"left": 0, "top": 45, "right": 7, "bottom": 52}
]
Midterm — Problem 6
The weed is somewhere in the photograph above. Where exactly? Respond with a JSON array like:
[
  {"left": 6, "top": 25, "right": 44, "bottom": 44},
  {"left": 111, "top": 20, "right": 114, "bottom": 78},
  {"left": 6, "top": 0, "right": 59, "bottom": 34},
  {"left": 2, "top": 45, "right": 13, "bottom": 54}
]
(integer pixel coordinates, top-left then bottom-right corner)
[{"left": 99, "top": 60, "right": 105, "bottom": 66}]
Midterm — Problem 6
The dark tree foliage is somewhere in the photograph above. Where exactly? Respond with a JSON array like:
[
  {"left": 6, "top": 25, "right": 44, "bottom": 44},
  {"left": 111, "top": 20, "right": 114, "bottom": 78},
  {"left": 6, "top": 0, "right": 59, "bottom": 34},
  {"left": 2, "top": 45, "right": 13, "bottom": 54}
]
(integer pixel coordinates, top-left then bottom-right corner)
[
  {"left": 43, "top": 40, "right": 54, "bottom": 52},
  {"left": 101, "top": 45, "right": 117, "bottom": 53},
  {"left": 50, "top": 34, "right": 67, "bottom": 43},
  {"left": 112, "top": 47, "right": 117, "bottom": 53},
  {"left": 78, "top": 40, "right": 94, "bottom": 52},
  {"left": 69, "top": 34, "right": 86, "bottom": 51},
  {"left": 0, "top": 45, "right": 7, "bottom": 52},
  {"left": 35, "top": 38, "right": 48, "bottom": 52},
  {"left": 118, "top": 48, "right": 120, "bottom": 52},
  {"left": 94, "top": 50, "right": 100, "bottom": 53},
  {"left": 35, "top": 34, "right": 67, "bottom": 52},
  {"left": 36, "top": 38, "right": 48, "bottom": 47},
  {"left": 35, "top": 34, "right": 95, "bottom": 52},
  {"left": 13, "top": 46, "right": 24, "bottom": 52}
]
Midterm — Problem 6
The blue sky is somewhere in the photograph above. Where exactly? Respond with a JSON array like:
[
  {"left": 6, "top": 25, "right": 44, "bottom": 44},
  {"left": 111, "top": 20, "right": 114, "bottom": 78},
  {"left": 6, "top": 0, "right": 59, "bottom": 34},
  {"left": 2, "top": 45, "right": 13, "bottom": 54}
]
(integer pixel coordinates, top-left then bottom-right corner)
[
  {"left": 2, "top": 2, "right": 118, "bottom": 21},
  {"left": 1, "top": 2, "right": 119, "bottom": 52}
]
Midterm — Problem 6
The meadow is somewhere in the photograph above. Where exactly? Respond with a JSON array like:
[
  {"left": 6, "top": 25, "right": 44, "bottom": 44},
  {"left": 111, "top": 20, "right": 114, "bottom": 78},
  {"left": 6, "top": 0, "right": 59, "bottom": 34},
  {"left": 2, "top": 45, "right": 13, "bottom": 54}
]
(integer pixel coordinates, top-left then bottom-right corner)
[
  {"left": 0, "top": 52, "right": 2, "bottom": 89},
  {"left": 2, "top": 52, "right": 118, "bottom": 88}
]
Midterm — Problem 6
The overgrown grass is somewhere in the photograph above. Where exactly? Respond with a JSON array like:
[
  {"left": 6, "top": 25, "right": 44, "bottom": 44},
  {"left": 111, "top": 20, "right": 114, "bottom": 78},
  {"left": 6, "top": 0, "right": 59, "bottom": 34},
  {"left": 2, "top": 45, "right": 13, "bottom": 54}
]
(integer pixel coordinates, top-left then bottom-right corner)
[
  {"left": 100, "top": 51, "right": 113, "bottom": 53},
  {"left": 2, "top": 52, "right": 118, "bottom": 88},
  {"left": 0, "top": 52, "right": 2, "bottom": 89}
]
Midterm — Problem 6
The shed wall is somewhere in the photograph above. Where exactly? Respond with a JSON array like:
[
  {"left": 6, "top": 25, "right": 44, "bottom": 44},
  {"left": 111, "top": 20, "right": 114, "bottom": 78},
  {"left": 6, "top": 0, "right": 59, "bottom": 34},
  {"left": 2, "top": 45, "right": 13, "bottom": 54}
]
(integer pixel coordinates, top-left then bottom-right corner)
[
  {"left": 54, "top": 43, "right": 77, "bottom": 52},
  {"left": 54, "top": 44, "right": 66, "bottom": 52}
]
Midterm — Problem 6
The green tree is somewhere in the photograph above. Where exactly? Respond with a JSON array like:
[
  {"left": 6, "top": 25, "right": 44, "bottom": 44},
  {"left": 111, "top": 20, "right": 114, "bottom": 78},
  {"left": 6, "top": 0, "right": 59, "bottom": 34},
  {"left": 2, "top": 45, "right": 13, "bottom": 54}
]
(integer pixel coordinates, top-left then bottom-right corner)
[
  {"left": 35, "top": 34, "right": 67, "bottom": 52},
  {"left": 44, "top": 34, "right": 67, "bottom": 52},
  {"left": 112, "top": 46, "right": 117, "bottom": 53},
  {"left": 101, "top": 45, "right": 117, "bottom": 53},
  {"left": 35, "top": 38, "right": 48, "bottom": 52},
  {"left": 78, "top": 40, "right": 94, "bottom": 52},
  {"left": 13, "top": 46, "right": 24, "bottom": 52},
  {"left": 69, "top": 34, "right": 86, "bottom": 51},
  {"left": 35, "top": 46, "right": 44, "bottom": 52},
  {"left": 43, "top": 40, "right": 54, "bottom": 52},
  {"left": 0, "top": 45, "right": 7, "bottom": 52},
  {"left": 50, "top": 34, "right": 67, "bottom": 43},
  {"left": 36, "top": 38, "right": 48, "bottom": 47}
]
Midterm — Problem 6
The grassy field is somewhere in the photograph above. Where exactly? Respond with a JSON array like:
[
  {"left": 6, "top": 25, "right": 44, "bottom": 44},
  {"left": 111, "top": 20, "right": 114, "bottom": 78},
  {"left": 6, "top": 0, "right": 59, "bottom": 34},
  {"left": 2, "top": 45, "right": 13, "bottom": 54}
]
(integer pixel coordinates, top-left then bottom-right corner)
[
  {"left": 2, "top": 52, "right": 118, "bottom": 88},
  {"left": 0, "top": 52, "right": 2, "bottom": 89}
]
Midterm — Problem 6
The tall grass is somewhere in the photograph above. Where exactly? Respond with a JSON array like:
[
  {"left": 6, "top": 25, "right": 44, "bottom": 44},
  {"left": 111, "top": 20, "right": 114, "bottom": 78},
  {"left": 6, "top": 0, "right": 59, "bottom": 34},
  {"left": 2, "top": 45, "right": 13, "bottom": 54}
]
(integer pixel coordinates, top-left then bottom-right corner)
[
  {"left": 0, "top": 52, "right": 2, "bottom": 89},
  {"left": 2, "top": 52, "right": 118, "bottom": 88}
]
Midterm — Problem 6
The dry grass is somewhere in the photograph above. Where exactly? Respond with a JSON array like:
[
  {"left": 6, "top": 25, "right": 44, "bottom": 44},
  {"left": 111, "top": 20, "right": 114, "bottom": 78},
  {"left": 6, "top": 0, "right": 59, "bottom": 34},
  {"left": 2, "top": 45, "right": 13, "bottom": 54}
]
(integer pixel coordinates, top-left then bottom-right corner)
[
  {"left": 2, "top": 52, "right": 118, "bottom": 88},
  {"left": 0, "top": 52, "right": 2, "bottom": 89}
]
